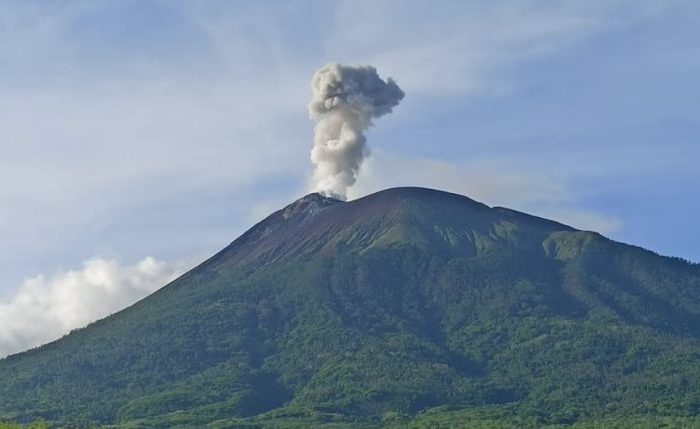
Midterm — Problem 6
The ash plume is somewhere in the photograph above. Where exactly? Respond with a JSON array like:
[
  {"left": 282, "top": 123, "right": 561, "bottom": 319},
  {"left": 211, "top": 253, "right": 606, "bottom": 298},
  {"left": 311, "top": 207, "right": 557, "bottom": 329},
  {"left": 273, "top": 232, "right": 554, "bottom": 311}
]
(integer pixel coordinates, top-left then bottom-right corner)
[{"left": 308, "top": 63, "right": 404, "bottom": 200}]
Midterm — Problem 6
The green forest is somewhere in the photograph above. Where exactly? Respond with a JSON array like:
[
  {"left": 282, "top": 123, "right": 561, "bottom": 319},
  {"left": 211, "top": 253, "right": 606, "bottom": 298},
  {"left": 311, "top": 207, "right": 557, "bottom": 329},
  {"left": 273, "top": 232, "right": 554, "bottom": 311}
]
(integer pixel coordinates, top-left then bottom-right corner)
[{"left": 2, "top": 189, "right": 700, "bottom": 428}]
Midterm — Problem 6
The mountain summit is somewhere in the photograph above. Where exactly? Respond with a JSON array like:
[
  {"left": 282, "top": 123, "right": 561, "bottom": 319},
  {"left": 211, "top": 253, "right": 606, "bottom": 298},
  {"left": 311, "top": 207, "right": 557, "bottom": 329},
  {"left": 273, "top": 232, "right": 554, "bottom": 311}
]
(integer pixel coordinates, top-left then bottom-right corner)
[
  {"left": 211, "top": 187, "right": 572, "bottom": 269},
  {"left": 2, "top": 187, "right": 700, "bottom": 428}
]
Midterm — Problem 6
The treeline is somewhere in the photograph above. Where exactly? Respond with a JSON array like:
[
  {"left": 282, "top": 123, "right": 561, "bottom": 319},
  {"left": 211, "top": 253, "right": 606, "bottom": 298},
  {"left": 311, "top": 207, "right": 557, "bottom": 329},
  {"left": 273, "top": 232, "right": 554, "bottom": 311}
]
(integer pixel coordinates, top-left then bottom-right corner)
[
  {"left": 0, "top": 423, "right": 110, "bottom": 429},
  {"left": 0, "top": 423, "right": 48, "bottom": 429}
]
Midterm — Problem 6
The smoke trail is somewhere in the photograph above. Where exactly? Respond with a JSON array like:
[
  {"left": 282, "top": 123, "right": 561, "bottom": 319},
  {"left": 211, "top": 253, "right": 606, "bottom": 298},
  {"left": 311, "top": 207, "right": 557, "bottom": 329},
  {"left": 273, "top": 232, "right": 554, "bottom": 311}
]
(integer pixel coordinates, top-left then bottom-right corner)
[{"left": 308, "top": 63, "right": 404, "bottom": 200}]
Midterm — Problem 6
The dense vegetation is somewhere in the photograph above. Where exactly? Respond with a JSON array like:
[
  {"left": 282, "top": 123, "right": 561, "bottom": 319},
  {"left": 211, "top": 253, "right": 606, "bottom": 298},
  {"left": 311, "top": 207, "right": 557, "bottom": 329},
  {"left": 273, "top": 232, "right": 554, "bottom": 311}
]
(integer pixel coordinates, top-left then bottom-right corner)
[
  {"left": 0, "top": 423, "right": 49, "bottom": 429},
  {"left": 2, "top": 188, "right": 700, "bottom": 428}
]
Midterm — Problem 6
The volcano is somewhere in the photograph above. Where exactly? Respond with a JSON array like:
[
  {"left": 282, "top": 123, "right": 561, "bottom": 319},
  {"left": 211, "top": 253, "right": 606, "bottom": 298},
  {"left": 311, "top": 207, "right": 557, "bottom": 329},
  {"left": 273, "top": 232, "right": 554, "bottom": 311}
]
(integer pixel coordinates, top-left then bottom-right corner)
[{"left": 2, "top": 187, "right": 700, "bottom": 428}]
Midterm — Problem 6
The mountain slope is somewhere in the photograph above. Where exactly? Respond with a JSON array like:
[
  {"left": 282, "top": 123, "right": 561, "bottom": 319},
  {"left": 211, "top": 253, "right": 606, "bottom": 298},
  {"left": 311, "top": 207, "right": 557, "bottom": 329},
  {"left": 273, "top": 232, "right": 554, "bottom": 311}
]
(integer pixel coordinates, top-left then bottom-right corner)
[{"left": 1, "top": 187, "right": 700, "bottom": 428}]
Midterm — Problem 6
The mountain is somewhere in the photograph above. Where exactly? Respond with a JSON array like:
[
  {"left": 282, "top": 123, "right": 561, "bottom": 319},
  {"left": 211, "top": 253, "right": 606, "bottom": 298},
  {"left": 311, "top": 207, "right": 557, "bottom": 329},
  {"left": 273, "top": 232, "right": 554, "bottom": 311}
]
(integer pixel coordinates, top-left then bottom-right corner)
[{"left": 2, "top": 187, "right": 700, "bottom": 428}]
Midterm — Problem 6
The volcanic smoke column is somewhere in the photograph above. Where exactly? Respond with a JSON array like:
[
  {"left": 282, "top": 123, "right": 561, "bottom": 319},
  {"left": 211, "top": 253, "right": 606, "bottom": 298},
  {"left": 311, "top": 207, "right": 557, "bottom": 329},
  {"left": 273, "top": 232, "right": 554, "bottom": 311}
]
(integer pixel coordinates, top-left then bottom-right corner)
[{"left": 308, "top": 63, "right": 404, "bottom": 200}]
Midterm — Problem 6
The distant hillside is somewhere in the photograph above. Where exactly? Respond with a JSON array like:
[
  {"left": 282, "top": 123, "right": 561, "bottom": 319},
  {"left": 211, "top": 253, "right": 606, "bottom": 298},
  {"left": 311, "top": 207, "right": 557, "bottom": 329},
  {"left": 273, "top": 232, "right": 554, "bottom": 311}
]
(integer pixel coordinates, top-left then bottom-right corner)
[{"left": 2, "top": 187, "right": 700, "bottom": 428}]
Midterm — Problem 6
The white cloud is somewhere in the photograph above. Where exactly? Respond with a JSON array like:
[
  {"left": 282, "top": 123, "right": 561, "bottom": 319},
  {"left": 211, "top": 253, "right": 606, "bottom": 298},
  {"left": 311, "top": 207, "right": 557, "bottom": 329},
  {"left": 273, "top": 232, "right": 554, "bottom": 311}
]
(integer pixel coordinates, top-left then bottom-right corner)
[{"left": 0, "top": 257, "right": 186, "bottom": 359}]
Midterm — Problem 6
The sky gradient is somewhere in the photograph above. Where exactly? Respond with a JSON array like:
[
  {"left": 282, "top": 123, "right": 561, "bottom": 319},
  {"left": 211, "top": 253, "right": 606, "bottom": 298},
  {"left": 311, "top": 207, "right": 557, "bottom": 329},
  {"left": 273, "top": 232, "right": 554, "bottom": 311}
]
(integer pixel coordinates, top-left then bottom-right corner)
[{"left": 1, "top": 0, "right": 699, "bottom": 356}]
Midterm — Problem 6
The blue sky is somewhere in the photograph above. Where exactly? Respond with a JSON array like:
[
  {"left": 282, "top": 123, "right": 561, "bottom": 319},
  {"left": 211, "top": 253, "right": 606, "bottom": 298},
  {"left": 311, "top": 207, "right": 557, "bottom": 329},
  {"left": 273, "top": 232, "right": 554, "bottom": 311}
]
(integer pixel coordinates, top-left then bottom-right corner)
[{"left": 0, "top": 1, "right": 698, "bottom": 355}]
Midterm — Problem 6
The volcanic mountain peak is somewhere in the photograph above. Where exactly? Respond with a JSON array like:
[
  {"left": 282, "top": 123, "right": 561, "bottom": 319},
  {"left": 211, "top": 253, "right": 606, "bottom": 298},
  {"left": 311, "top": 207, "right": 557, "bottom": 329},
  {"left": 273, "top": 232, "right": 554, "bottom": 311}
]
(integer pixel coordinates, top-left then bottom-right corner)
[
  {"left": 202, "top": 187, "right": 581, "bottom": 273},
  {"left": 3, "top": 187, "right": 700, "bottom": 428},
  {"left": 280, "top": 192, "right": 342, "bottom": 220},
  {"left": 270, "top": 187, "right": 568, "bottom": 236}
]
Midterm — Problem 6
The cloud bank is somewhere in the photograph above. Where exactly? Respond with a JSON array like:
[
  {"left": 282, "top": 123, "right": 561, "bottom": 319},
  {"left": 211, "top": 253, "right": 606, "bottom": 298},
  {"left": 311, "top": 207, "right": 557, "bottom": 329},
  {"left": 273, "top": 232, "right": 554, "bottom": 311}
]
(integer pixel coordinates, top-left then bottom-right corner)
[{"left": 0, "top": 257, "right": 185, "bottom": 358}]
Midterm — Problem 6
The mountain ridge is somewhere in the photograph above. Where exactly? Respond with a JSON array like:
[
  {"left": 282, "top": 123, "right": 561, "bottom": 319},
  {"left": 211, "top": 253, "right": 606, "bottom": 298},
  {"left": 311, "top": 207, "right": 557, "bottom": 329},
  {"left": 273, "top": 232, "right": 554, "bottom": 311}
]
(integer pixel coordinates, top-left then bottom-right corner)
[
  {"left": 207, "top": 187, "right": 578, "bottom": 270},
  {"left": 2, "top": 187, "right": 700, "bottom": 428}
]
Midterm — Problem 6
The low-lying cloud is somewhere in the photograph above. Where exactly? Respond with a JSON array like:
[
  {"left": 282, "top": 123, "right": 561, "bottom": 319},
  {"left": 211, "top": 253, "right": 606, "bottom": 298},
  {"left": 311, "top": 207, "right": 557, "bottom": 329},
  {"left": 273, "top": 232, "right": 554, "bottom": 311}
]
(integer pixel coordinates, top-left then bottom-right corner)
[{"left": 0, "top": 256, "right": 185, "bottom": 358}]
